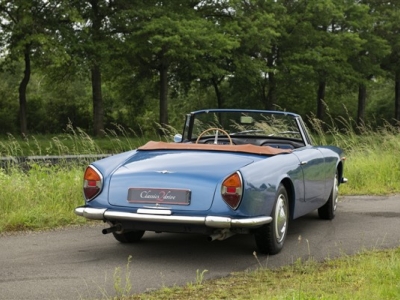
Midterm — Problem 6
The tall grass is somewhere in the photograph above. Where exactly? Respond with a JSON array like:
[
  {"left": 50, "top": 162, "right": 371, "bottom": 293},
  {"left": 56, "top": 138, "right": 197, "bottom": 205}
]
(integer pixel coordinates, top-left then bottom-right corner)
[
  {"left": 0, "top": 117, "right": 399, "bottom": 232},
  {"left": 309, "top": 110, "right": 400, "bottom": 195},
  {"left": 0, "top": 122, "right": 172, "bottom": 157},
  {"left": 0, "top": 164, "right": 85, "bottom": 232},
  {"left": 0, "top": 124, "right": 177, "bottom": 232}
]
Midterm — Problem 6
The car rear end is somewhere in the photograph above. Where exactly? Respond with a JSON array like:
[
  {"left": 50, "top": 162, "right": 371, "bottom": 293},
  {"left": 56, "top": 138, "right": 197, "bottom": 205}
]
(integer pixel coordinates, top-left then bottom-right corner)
[{"left": 75, "top": 150, "right": 273, "bottom": 239}]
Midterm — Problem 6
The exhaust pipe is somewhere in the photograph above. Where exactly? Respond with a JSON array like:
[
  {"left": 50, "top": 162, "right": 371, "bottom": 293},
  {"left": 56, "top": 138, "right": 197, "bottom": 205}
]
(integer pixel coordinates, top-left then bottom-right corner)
[
  {"left": 102, "top": 224, "right": 122, "bottom": 235},
  {"left": 208, "top": 229, "right": 235, "bottom": 241}
]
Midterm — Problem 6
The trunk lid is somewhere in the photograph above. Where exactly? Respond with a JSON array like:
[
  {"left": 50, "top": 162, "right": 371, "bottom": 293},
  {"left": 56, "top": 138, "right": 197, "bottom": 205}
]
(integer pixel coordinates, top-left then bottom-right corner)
[{"left": 108, "top": 150, "right": 255, "bottom": 211}]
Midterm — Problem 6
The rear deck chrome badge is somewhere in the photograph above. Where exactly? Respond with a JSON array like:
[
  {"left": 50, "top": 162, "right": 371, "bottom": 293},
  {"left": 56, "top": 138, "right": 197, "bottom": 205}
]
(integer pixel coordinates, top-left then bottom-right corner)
[{"left": 156, "top": 170, "right": 174, "bottom": 174}]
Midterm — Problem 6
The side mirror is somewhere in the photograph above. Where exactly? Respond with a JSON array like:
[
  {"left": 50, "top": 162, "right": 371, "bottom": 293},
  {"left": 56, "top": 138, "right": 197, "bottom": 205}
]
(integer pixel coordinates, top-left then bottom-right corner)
[{"left": 173, "top": 134, "right": 182, "bottom": 143}]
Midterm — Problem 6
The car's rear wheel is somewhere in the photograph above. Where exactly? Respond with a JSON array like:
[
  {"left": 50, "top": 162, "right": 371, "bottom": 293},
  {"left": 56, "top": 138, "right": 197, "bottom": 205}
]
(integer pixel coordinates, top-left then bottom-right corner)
[
  {"left": 318, "top": 171, "right": 339, "bottom": 220},
  {"left": 112, "top": 230, "right": 145, "bottom": 243},
  {"left": 254, "top": 184, "right": 289, "bottom": 255}
]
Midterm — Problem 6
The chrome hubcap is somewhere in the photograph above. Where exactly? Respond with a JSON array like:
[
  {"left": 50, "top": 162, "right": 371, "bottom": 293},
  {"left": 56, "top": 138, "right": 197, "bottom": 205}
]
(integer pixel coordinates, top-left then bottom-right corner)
[{"left": 274, "top": 194, "right": 288, "bottom": 244}]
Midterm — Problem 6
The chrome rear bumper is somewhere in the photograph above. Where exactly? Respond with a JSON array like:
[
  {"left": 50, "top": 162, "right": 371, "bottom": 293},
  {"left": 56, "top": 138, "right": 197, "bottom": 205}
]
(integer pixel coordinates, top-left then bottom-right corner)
[{"left": 74, "top": 206, "right": 272, "bottom": 229}]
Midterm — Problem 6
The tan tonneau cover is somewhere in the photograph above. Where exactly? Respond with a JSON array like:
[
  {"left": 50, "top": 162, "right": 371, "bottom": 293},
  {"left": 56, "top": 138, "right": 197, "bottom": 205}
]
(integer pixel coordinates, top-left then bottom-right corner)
[{"left": 138, "top": 141, "right": 292, "bottom": 156}]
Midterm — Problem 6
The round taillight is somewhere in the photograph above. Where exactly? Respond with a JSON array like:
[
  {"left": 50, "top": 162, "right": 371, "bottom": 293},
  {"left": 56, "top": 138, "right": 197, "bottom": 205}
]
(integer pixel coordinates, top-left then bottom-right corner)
[
  {"left": 221, "top": 172, "right": 243, "bottom": 210},
  {"left": 83, "top": 166, "right": 103, "bottom": 200}
]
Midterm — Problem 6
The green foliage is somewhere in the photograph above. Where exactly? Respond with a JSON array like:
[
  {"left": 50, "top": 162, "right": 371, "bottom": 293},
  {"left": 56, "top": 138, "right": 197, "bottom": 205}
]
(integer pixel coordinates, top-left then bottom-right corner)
[{"left": 0, "top": 0, "right": 400, "bottom": 134}]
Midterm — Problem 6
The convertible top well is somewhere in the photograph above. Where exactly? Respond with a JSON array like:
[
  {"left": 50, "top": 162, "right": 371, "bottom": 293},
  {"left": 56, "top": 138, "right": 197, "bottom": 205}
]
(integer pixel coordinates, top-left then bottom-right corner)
[{"left": 138, "top": 141, "right": 292, "bottom": 156}]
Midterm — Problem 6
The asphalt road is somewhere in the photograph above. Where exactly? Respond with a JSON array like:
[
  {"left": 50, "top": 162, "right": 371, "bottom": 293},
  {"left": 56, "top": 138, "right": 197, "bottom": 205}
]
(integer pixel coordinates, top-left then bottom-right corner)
[{"left": 1, "top": 195, "right": 400, "bottom": 300}]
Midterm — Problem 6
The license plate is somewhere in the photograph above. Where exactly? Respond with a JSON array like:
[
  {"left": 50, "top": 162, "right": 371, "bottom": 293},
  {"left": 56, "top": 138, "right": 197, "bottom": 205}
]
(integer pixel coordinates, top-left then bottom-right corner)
[{"left": 127, "top": 188, "right": 191, "bottom": 205}]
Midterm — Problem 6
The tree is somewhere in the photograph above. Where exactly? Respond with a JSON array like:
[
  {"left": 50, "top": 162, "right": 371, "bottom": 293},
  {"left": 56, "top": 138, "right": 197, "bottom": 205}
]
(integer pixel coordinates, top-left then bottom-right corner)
[
  {"left": 276, "top": 0, "right": 370, "bottom": 121},
  {"left": 226, "top": 0, "right": 281, "bottom": 110},
  {"left": 114, "top": 1, "right": 239, "bottom": 131},
  {"left": 345, "top": 1, "right": 390, "bottom": 126},
  {"left": 0, "top": 0, "right": 67, "bottom": 135},
  {"left": 67, "top": 0, "right": 119, "bottom": 136},
  {"left": 370, "top": 0, "right": 400, "bottom": 123}
]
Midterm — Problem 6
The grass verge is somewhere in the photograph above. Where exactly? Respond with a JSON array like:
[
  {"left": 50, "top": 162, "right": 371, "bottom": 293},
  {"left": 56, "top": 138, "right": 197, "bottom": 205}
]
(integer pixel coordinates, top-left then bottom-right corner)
[{"left": 125, "top": 248, "right": 400, "bottom": 300}]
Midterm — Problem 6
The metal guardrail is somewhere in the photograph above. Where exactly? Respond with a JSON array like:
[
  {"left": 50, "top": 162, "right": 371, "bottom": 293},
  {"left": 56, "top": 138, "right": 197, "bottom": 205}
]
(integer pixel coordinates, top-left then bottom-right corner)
[{"left": 0, "top": 154, "right": 111, "bottom": 169}]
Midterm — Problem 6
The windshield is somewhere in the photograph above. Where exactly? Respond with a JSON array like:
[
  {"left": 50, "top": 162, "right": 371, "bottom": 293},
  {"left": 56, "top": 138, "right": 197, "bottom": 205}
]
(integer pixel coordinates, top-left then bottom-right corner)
[{"left": 184, "top": 110, "right": 303, "bottom": 142}]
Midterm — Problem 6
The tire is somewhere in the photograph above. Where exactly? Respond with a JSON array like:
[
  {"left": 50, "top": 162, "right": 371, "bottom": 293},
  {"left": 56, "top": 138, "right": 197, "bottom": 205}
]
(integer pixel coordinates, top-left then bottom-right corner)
[
  {"left": 112, "top": 230, "right": 145, "bottom": 243},
  {"left": 318, "top": 171, "right": 339, "bottom": 220},
  {"left": 254, "top": 184, "right": 289, "bottom": 255}
]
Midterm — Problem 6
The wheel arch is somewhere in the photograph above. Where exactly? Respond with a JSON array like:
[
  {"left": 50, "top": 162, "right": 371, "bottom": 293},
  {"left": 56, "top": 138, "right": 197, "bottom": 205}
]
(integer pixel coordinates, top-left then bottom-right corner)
[{"left": 280, "top": 177, "right": 295, "bottom": 220}]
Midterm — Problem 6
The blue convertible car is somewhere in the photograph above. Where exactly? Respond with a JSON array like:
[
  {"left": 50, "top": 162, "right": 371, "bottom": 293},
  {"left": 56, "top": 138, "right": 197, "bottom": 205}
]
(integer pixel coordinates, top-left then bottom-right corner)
[{"left": 75, "top": 109, "right": 347, "bottom": 254}]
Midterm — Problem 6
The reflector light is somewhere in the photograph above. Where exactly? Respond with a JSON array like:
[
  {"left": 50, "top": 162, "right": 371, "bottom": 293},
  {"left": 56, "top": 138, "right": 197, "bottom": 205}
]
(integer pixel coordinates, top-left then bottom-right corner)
[
  {"left": 226, "top": 186, "right": 236, "bottom": 193},
  {"left": 87, "top": 180, "right": 97, "bottom": 187},
  {"left": 83, "top": 166, "right": 103, "bottom": 201},
  {"left": 221, "top": 172, "right": 243, "bottom": 210}
]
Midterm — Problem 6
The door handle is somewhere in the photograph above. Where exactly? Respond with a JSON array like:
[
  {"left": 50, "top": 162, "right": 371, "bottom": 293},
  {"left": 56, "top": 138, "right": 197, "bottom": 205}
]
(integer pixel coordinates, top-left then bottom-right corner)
[{"left": 299, "top": 161, "right": 308, "bottom": 165}]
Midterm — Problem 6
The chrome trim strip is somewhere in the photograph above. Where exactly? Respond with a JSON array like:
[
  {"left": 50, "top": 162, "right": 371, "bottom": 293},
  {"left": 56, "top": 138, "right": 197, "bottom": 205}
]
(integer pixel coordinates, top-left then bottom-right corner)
[
  {"left": 143, "top": 205, "right": 172, "bottom": 209},
  {"left": 105, "top": 211, "right": 205, "bottom": 224},
  {"left": 74, "top": 207, "right": 272, "bottom": 228},
  {"left": 137, "top": 208, "right": 172, "bottom": 215}
]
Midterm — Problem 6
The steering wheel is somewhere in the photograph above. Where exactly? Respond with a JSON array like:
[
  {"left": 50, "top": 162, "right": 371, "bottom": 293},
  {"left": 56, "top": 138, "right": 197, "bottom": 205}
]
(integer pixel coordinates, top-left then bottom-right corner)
[{"left": 195, "top": 127, "right": 233, "bottom": 145}]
